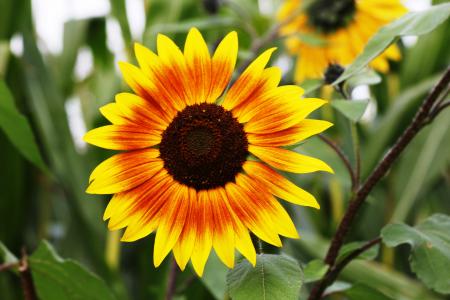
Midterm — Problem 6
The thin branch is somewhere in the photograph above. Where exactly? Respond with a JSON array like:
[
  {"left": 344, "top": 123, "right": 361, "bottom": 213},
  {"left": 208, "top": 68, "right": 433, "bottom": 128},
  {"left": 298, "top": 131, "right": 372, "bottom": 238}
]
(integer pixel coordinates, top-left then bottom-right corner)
[
  {"left": 318, "top": 135, "right": 357, "bottom": 190},
  {"left": 165, "top": 257, "right": 178, "bottom": 300},
  {"left": 308, "top": 66, "right": 450, "bottom": 300},
  {"left": 0, "top": 262, "right": 19, "bottom": 272},
  {"left": 320, "top": 238, "right": 381, "bottom": 298}
]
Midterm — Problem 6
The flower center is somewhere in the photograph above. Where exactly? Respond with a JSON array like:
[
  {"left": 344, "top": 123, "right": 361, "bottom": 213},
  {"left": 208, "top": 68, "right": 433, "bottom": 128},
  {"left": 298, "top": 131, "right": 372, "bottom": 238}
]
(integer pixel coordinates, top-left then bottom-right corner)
[
  {"left": 307, "top": 0, "right": 356, "bottom": 34},
  {"left": 159, "top": 103, "right": 248, "bottom": 190}
]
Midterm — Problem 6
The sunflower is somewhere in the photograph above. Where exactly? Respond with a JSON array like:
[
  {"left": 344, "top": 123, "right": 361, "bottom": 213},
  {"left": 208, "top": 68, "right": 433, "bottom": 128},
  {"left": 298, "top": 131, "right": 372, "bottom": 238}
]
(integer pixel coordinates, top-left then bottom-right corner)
[
  {"left": 84, "top": 28, "right": 333, "bottom": 276},
  {"left": 278, "top": 0, "right": 407, "bottom": 82}
]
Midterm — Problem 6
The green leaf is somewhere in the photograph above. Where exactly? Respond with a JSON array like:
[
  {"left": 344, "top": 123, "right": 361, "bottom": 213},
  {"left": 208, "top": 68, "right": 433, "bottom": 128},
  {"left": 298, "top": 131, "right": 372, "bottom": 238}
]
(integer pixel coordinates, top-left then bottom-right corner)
[
  {"left": 227, "top": 254, "right": 303, "bottom": 300},
  {"left": 338, "top": 241, "right": 380, "bottom": 262},
  {"left": 331, "top": 99, "right": 369, "bottom": 122},
  {"left": 199, "top": 252, "right": 228, "bottom": 300},
  {"left": 303, "top": 259, "right": 327, "bottom": 283},
  {"left": 345, "top": 284, "right": 394, "bottom": 300},
  {"left": 335, "top": 3, "right": 450, "bottom": 85},
  {"left": 381, "top": 214, "right": 450, "bottom": 294},
  {"left": 0, "top": 81, "right": 47, "bottom": 172},
  {"left": 346, "top": 69, "right": 382, "bottom": 87},
  {"left": 0, "top": 241, "right": 18, "bottom": 265},
  {"left": 301, "top": 79, "right": 324, "bottom": 95},
  {"left": 29, "top": 241, "right": 116, "bottom": 300}
]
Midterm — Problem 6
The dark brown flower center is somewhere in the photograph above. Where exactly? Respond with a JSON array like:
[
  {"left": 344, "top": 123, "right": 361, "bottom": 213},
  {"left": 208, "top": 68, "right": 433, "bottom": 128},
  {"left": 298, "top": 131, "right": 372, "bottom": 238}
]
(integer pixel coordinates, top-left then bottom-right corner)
[
  {"left": 307, "top": 0, "right": 356, "bottom": 34},
  {"left": 159, "top": 103, "right": 248, "bottom": 190}
]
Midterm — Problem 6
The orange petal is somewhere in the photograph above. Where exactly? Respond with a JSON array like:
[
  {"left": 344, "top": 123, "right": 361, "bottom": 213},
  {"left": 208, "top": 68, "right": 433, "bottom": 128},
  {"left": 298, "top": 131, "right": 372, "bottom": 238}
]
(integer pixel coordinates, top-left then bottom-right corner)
[
  {"left": 249, "top": 145, "right": 334, "bottom": 174},
  {"left": 154, "top": 183, "right": 190, "bottom": 267},
  {"left": 87, "top": 148, "right": 162, "bottom": 194},
  {"left": 243, "top": 161, "right": 320, "bottom": 209},
  {"left": 83, "top": 125, "right": 162, "bottom": 150},
  {"left": 247, "top": 119, "right": 333, "bottom": 147},
  {"left": 184, "top": 28, "right": 212, "bottom": 105},
  {"left": 173, "top": 188, "right": 198, "bottom": 270},
  {"left": 99, "top": 103, "right": 128, "bottom": 125},
  {"left": 225, "top": 176, "right": 282, "bottom": 247},
  {"left": 190, "top": 190, "right": 214, "bottom": 276},
  {"left": 134, "top": 43, "right": 188, "bottom": 111},
  {"left": 222, "top": 48, "right": 278, "bottom": 111},
  {"left": 209, "top": 189, "right": 235, "bottom": 268},
  {"left": 244, "top": 98, "right": 327, "bottom": 134},
  {"left": 209, "top": 31, "right": 238, "bottom": 103},
  {"left": 119, "top": 172, "right": 174, "bottom": 241},
  {"left": 105, "top": 170, "right": 170, "bottom": 232},
  {"left": 115, "top": 93, "right": 169, "bottom": 131}
]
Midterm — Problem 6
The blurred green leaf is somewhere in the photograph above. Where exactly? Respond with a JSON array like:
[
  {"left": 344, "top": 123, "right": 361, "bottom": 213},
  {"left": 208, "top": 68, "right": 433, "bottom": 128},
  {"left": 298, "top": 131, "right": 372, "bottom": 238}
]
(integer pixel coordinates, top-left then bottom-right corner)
[
  {"left": 331, "top": 99, "right": 369, "bottom": 122},
  {"left": 110, "top": 0, "right": 132, "bottom": 45},
  {"left": 381, "top": 214, "right": 450, "bottom": 294},
  {"left": 227, "top": 254, "right": 303, "bottom": 300},
  {"left": 345, "top": 284, "right": 394, "bottom": 300},
  {"left": 335, "top": 3, "right": 450, "bottom": 84},
  {"left": 198, "top": 252, "right": 228, "bottom": 300},
  {"left": 391, "top": 110, "right": 450, "bottom": 222},
  {"left": 301, "top": 79, "right": 324, "bottom": 95},
  {"left": 29, "top": 241, "right": 116, "bottom": 300},
  {"left": 0, "top": 241, "right": 18, "bottom": 265},
  {"left": 346, "top": 69, "right": 382, "bottom": 87},
  {"left": 338, "top": 241, "right": 380, "bottom": 262},
  {"left": 146, "top": 17, "right": 236, "bottom": 35},
  {"left": 303, "top": 259, "right": 327, "bottom": 283},
  {"left": 0, "top": 80, "right": 47, "bottom": 172},
  {"left": 0, "top": 41, "right": 9, "bottom": 78}
]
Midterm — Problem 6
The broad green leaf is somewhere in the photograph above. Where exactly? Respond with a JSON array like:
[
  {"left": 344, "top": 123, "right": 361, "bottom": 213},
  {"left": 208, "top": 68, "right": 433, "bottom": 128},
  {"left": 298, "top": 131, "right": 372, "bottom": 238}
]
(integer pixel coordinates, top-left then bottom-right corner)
[
  {"left": 331, "top": 99, "right": 369, "bottom": 122},
  {"left": 303, "top": 259, "right": 327, "bottom": 283},
  {"left": 335, "top": 3, "right": 450, "bottom": 85},
  {"left": 345, "top": 284, "right": 394, "bottom": 300},
  {"left": 338, "top": 241, "right": 380, "bottom": 262},
  {"left": 227, "top": 254, "right": 303, "bottom": 300},
  {"left": 0, "top": 81, "right": 47, "bottom": 172},
  {"left": 29, "top": 241, "right": 116, "bottom": 300},
  {"left": 381, "top": 214, "right": 450, "bottom": 294}
]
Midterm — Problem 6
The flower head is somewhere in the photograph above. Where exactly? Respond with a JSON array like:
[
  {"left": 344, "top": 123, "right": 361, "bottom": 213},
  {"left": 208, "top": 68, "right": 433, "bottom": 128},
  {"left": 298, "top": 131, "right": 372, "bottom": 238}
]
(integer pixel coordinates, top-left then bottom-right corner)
[
  {"left": 84, "top": 28, "right": 333, "bottom": 276},
  {"left": 278, "top": 0, "right": 407, "bottom": 82}
]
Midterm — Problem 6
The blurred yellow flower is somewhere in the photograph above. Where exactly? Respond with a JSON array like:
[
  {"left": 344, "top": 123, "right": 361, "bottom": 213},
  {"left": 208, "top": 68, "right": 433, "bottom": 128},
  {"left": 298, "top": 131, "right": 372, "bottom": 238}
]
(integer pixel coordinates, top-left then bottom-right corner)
[
  {"left": 84, "top": 28, "right": 333, "bottom": 276},
  {"left": 278, "top": 0, "right": 407, "bottom": 82}
]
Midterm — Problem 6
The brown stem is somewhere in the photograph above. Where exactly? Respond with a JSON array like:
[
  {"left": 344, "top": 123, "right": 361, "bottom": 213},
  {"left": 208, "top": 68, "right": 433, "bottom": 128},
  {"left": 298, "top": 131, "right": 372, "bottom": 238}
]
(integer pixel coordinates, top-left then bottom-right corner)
[
  {"left": 18, "top": 248, "right": 38, "bottom": 300},
  {"left": 165, "top": 258, "right": 178, "bottom": 300},
  {"left": 320, "top": 238, "right": 381, "bottom": 298},
  {"left": 308, "top": 66, "right": 450, "bottom": 300},
  {"left": 318, "top": 135, "right": 357, "bottom": 190}
]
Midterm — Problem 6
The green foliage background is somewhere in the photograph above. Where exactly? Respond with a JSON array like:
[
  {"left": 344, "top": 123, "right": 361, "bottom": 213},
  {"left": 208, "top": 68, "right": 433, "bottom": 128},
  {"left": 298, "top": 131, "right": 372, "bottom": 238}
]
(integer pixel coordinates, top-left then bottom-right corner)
[{"left": 0, "top": 0, "right": 449, "bottom": 299}]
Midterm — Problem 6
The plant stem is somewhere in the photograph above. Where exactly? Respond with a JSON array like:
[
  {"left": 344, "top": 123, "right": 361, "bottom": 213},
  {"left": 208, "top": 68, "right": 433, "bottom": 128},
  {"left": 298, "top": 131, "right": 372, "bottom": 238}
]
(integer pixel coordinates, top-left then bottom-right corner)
[
  {"left": 165, "top": 258, "right": 178, "bottom": 300},
  {"left": 350, "top": 123, "right": 361, "bottom": 191},
  {"left": 320, "top": 237, "right": 381, "bottom": 297},
  {"left": 318, "top": 135, "right": 357, "bottom": 189},
  {"left": 18, "top": 248, "right": 37, "bottom": 300},
  {"left": 308, "top": 66, "right": 450, "bottom": 300}
]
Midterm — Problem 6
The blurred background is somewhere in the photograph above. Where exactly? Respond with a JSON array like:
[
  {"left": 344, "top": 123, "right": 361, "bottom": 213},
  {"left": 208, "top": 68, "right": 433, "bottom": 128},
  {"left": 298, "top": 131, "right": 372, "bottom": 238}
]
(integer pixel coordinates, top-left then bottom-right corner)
[{"left": 0, "top": 0, "right": 449, "bottom": 299}]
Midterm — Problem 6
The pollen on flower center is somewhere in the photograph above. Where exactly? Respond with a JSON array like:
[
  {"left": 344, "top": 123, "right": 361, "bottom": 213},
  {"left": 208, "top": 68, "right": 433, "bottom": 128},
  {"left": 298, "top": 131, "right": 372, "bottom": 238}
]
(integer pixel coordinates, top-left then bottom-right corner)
[
  {"left": 159, "top": 103, "right": 248, "bottom": 190},
  {"left": 307, "top": 0, "right": 356, "bottom": 33}
]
